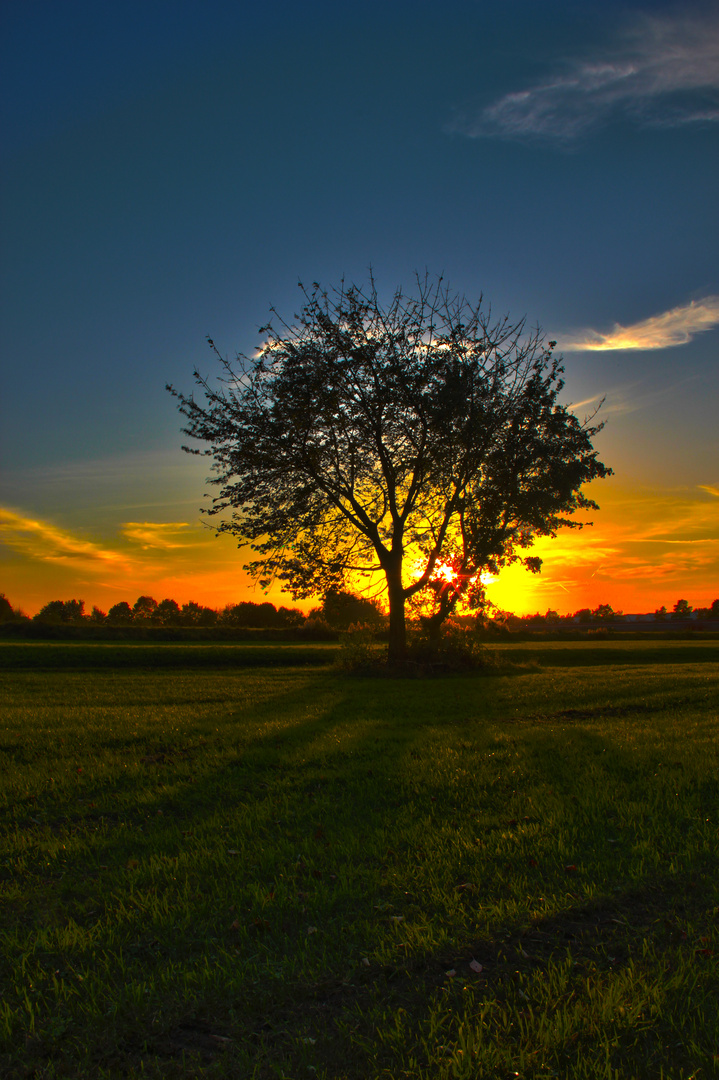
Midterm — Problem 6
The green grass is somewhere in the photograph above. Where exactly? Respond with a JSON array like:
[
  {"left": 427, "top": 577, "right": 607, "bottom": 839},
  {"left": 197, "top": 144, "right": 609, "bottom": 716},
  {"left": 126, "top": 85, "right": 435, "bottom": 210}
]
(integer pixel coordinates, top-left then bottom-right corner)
[{"left": 1, "top": 641, "right": 718, "bottom": 1078}]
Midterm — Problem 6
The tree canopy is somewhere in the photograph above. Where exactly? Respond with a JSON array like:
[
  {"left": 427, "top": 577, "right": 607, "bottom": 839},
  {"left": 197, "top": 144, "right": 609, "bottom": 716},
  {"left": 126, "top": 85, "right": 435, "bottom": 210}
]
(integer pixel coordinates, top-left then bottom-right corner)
[{"left": 169, "top": 274, "right": 611, "bottom": 662}]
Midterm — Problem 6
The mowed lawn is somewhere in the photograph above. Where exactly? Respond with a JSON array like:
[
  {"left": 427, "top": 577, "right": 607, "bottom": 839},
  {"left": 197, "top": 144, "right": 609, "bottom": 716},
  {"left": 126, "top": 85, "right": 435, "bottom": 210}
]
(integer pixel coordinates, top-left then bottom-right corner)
[{"left": 1, "top": 641, "right": 718, "bottom": 1079}]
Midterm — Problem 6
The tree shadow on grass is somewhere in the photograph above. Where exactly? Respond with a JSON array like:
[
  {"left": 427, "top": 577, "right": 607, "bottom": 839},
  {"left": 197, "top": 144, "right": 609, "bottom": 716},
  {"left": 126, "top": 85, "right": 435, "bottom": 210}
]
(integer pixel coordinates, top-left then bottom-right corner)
[{"left": 5, "top": 665, "right": 719, "bottom": 1078}]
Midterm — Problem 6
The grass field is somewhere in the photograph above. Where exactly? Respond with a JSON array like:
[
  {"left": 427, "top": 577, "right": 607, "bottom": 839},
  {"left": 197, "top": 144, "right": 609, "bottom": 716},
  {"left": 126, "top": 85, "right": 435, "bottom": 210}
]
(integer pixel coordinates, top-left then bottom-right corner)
[{"left": 1, "top": 640, "right": 718, "bottom": 1078}]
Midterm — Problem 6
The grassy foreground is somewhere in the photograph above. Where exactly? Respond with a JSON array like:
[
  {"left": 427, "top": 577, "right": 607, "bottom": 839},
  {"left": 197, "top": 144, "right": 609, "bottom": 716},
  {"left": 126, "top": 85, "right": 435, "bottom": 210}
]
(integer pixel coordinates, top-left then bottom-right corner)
[{"left": 1, "top": 641, "right": 718, "bottom": 1079}]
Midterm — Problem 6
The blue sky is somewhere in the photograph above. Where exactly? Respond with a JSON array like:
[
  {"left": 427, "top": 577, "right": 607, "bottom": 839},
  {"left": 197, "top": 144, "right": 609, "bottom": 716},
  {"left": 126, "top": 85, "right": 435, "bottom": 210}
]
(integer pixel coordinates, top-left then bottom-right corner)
[{"left": 1, "top": 0, "right": 718, "bottom": 614}]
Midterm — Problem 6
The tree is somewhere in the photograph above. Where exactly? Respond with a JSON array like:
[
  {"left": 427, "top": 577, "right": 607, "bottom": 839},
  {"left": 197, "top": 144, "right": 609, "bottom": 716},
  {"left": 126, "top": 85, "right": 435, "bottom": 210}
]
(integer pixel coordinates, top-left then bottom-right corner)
[
  {"left": 35, "top": 599, "right": 85, "bottom": 623},
  {"left": 222, "top": 600, "right": 285, "bottom": 627},
  {"left": 107, "top": 601, "right": 133, "bottom": 624},
  {"left": 672, "top": 599, "right": 692, "bottom": 619},
  {"left": 592, "top": 603, "right": 620, "bottom": 622},
  {"left": 276, "top": 605, "right": 305, "bottom": 627},
  {"left": 181, "top": 601, "right": 217, "bottom": 626},
  {"left": 155, "top": 598, "right": 182, "bottom": 625},
  {"left": 317, "top": 588, "right": 384, "bottom": 629},
  {"left": 0, "top": 594, "right": 14, "bottom": 622},
  {"left": 133, "top": 595, "right": 158, "bottom": 622},
  {"left": 169, "top": 274, "right": 610, "bottom": 663}
]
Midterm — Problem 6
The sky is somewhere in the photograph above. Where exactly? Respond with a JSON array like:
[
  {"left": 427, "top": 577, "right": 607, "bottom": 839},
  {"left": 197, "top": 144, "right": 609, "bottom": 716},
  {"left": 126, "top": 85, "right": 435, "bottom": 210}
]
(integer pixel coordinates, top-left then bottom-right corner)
[{"left": 1, "top": 0, "right": 718, "bottom": 617}]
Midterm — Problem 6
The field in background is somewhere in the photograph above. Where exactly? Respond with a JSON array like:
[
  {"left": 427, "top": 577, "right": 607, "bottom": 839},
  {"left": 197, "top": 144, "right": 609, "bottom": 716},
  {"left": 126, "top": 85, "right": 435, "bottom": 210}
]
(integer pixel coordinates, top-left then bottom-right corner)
[{"left": 1, "top": 641, "right": 718, "bottom": 1078}]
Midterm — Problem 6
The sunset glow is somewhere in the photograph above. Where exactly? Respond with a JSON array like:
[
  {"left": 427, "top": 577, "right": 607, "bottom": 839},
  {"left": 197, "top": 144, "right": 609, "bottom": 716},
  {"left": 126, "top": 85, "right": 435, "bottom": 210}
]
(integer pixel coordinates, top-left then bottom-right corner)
[
  {"left": 2, "top": 474, "right": 717, "bottom": 617},
  {"left": 1, "top": 4, "right": 717, "bottom": 619}
]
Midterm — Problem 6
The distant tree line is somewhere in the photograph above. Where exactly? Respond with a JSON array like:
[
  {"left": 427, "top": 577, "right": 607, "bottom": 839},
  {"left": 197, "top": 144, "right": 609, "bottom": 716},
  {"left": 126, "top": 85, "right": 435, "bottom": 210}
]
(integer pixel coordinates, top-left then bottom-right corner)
[
  {"left": 503, "top": 598, "right": 719, "bottom": 628},
  {"left": 0, "top": 588, "right": 385, "bottom": 630},
  {"left": 1, "top": 592, "right": 716, "bottom": 632}
]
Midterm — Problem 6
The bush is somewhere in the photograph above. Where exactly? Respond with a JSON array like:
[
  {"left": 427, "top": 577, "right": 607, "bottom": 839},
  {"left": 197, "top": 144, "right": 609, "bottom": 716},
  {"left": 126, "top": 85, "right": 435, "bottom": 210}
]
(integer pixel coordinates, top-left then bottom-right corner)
[
  {"left": 296, "top": 617, "right": 338, "bottom": 641},
  {"left": 335, "top": 623, "right": 383, "bottom": 672},
  {"left": 338, "top": 618, "right": 499, "bottom": 676},
  {"left": 407, "top": 618, "right": 492, "bottom": 670}
]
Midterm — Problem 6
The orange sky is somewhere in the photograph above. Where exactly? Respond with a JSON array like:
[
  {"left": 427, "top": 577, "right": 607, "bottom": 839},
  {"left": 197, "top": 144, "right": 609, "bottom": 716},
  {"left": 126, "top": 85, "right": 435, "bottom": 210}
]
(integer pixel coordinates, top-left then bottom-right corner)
[{"left": 2, "top": 472, "right": 717, "bottom": 617}]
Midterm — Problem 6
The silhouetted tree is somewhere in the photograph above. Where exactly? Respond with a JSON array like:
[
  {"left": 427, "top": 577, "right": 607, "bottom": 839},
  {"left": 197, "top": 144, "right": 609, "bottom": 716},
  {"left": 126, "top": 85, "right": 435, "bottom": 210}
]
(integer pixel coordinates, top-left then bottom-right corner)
[
  {"left": 155, "top": 598, "right": 182, "bottom": 625},
  {"left": 181, "top": 601, "right": 217, "bottom": 626},
  {"left": 222, "top": 600, "right": 285, "bottom": 627},
  {"left": 89, "top": 606, "right": 106, "bottom": 623},
  {"left": 133, "top": 595, "right": 158, "bottom": 622},
  {"left": 592, "top": 603, "right": 619, "bottom": 622},
  {"left": 35, "top": 599, "right": 86, "bottom": 623},
  {"left": 0, "top": 594, "right": 14, "bottom": 622},
  {"left": 170, "top": 274, "right": 610, "bottom": 662},
  {"left": 672, "top": 599, "right": 692, "bottom": 619},
  {"left": 107, "top": 601, "right": 133, "bottom": 624},
  {"left": 276, "top": 605, "right": 305, "bottom": 627},
  {"left": 319, "top": 588, "right": 384, "bottom": 629}
]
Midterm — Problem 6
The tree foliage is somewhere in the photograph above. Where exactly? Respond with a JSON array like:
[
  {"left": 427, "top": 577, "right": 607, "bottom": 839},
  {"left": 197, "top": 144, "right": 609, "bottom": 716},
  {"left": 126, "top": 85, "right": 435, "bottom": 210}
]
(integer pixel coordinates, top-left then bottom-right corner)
[
  {"left": 0, "top": 593, "right": 18, "bottom": 623},
  {"left": 313, "top": 588, "right": 384, "bottom": 629},
  {"left": 169, "top": 274, "right": 611, "bottom": 661},
  {"left": 34, "top": 599, "right": 86, "bottom": 623}
]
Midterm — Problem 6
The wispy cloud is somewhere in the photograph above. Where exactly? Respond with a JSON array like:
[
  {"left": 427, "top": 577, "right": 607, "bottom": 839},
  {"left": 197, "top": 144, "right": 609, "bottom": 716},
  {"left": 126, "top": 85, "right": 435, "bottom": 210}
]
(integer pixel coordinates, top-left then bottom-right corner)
[
  {"left": 0, "top": 508, "right": 128, "bottom": 567},
  {"left": 452, "top": 13, "right": 719, "bottom": 143},
  {"left": 120, "top": 521, "right": 199, "bottom": 550},
  {"left": 699, "top": 484, "right": 719, "bottom": 498},
  {"left": 559, "top": 296, "right": 719, "bottom": 352}
]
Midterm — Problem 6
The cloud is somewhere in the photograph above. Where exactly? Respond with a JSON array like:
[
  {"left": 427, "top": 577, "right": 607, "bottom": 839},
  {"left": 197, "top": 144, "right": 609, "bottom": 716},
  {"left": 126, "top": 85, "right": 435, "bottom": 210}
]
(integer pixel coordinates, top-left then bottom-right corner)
[
  {"left": 559, "top": 296, "right": 719, "bottom": 352},
  {"left": 452, "top": 12, "right": 719, "bottom": 142},
  {"left": 0, "top": 507, "right": 128, "bottom": 567},
  {"left": 121, "top": 521, "right": 198, "bottom": 550},
  {"left": 699, "top": 485, "right": 719, "bottom": 497}
]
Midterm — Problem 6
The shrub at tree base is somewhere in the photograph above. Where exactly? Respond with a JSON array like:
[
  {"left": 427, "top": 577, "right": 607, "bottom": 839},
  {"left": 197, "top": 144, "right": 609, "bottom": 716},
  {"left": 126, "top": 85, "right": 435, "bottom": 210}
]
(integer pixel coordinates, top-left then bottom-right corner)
[
  {"left": 337, "top": 619, "right": 499, "bottom": 675},
  {"left": 335, "top": 623, "right": 381, "bottom": 672}
]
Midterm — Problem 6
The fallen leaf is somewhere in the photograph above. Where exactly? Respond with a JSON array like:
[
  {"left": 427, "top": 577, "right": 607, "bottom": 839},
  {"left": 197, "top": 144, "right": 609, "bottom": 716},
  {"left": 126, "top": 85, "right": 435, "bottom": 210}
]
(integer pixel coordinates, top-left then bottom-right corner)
[
  {"left": 227, "top": 849, "right": 240, "bottom": 855},
  {"left": 361, "top": 957, "right": 370, "bottom": 967},
  {"left": 445, "top": 968, "right": 456, "bottom": 977},
  {"left": 230, "top": 920, "right": 240, "bottom": 931},
  {"left": 307, "top": 925, "right": 318, "bottom": 935},
  {"left": 564, "top": 864, "right": 577, "bottom": 872},
  {"left": 469, "top": 960, "right": 483, "bottom": 973},
  {"left": 126, "top": 859, "right": 139, "bottom": 870},
  {"left": 390, "top": 915, "right": 404, "bottom": 922}
]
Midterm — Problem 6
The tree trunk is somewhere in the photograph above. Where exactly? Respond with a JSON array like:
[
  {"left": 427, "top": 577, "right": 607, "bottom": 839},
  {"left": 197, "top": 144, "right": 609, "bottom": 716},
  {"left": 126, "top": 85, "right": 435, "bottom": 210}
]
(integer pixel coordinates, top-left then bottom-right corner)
[
  {"left": 425, "top": 610, "right": 444, "bottom": 650},
  {"left": 385, "top": 556, "right": 406, "bottom": 665}
]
